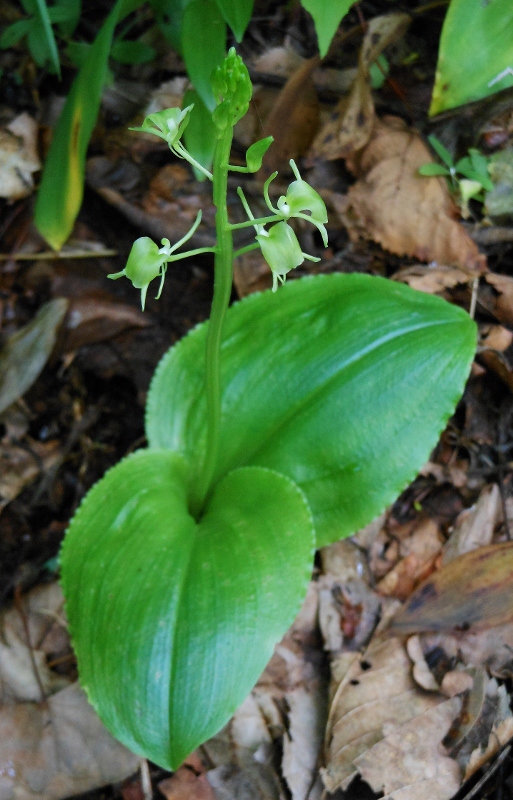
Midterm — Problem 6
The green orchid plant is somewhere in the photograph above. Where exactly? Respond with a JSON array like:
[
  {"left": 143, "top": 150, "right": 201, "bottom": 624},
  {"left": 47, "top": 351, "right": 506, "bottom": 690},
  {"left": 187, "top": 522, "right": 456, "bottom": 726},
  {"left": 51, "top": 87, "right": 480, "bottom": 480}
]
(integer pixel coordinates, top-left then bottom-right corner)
[{"left": 60, "top": 49, "right": 477, "bottom": 770}]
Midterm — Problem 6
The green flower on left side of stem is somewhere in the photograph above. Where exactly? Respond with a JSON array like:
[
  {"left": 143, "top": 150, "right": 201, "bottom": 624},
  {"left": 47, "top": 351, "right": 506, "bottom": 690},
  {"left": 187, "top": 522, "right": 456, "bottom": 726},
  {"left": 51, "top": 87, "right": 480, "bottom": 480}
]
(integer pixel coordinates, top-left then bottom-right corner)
[{"left": 109, "top": 210, "right": 205, "bottom": 309}]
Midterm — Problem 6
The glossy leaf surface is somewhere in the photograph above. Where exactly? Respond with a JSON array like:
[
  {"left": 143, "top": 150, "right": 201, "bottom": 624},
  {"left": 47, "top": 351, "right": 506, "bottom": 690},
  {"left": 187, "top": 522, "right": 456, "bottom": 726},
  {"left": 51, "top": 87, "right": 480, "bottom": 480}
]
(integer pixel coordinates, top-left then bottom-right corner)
[
  {"left": 430, "top": 0, "right": 513, "bottom": 115},
  {"left": 34, "top": 0, "right": 139, "bottom": 249},
  {"left": 147, "top": 274, "right": 476, "bottom": 547},
  {"left": 301, "top": 0, "right": 356, "bottom": 57},
  {"left": 60, "top": 450, "right": 314, "bottom": 769},
  {"left": 214, "top": 0, "right": 253, "bottom": 42}
]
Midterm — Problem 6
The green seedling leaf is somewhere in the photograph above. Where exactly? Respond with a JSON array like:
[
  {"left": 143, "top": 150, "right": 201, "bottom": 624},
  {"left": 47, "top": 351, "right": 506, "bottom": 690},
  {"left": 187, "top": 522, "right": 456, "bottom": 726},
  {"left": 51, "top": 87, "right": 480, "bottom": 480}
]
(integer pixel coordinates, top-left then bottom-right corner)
[
  {"left": 369, "top": 53, "right": 388, "bottom": 90},
  {"left": 147, "top": 273, "right": 476, "bottom": 548},
  {"left": 430, "top": 0, "right": 513, "bottom": 115},
  {"left": 110, "top": 40, "right": 155, "bottom": 64},
  {"left": 182, "top": 90, "right": 216, "bottom": 180},
  {"left": 34, "top": 0, "right": 140, "bottom": 249},
  {"left": 456, "top": 150, "right": 493, "bottom": 191},
  {"left": 0, "top": 298, "right": 68, "bottom": 415},
  {"left": 181, "top": 0, "right": 226, "bottom": 112},
  {"left": 301, "top": 0, "right": 357, "bottom": 58},
  {"left": 60, "top": 450, "right": 314, "bottom": 768},
  {"left": 418, "top": 163, "right": 451, "bottom": 177},
  {"left": 214, "top": 0, "right": 253, "bottom": 42},
  {"left": 427, "top": 134, "right": 454, "bottom": 169},
  {"left": 391, "top": 543, "right": 513, "bottom": 633}
]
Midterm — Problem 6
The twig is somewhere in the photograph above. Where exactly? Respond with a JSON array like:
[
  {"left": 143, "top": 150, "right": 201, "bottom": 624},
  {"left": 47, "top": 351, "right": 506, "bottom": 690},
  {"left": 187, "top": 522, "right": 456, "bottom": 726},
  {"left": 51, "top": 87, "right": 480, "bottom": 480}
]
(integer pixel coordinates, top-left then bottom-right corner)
[
  {"left": 140, "top": 759, "right": 152, "bottom": 800},
  {"left": 0, "top": 249, "right": 117, "bottom": 261}
]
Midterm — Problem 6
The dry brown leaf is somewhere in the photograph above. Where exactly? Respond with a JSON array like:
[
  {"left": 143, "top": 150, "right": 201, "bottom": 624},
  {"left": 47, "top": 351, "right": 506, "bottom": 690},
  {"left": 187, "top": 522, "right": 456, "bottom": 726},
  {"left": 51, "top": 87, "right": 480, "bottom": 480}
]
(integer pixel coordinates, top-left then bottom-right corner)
[
  {"left": 0, "top": 114, "right": 41, "bottom": 200},
  {"left": 354, "top": 698, "right": 462, "bottom": 800},
  {"left": 443, "top": 484, "right": 501, "bottom": 564},
  {"left": 233, "top": 250, "right": 272, "bottom": 297},
  {"left": 377, "top": 520, "right": 443, "bottom": 601},
  {"left": 391, "top": 542, "right": 513, "bottom": 634},
  {"left": 0, "top": 438, "right": 61, "bottom": 514},
  {"left": 480, "top": 272, "right": 513, "bottom": 325},
  {"left": 259, "top": 57, "right": 320, "bottom": 175},
  {"left": 55, "top": 295, "right": 150, "bottom": 354},
  {"left": 158, "top": 768, "right": 214, "bottom": 800},
  {"left": 0, "top": 584, "right": 139, "bottom": 800},
  {"left": 338, "top": 116, "right": 487, "bottom": 272},
  {"left": 394, "top": 264, "right": 475, "bottom": 296},
  {"left": 0, "top": 683, "right": 139, "bottom": 800},
  {"left": 321, "top": 635, "right": 445, "bottom": 792},
  {"left": 478, "top": 323, "right": 513, "bottom": 391},
  {"left": 311, "top": 14, "right": 410, "bottom": 160}
]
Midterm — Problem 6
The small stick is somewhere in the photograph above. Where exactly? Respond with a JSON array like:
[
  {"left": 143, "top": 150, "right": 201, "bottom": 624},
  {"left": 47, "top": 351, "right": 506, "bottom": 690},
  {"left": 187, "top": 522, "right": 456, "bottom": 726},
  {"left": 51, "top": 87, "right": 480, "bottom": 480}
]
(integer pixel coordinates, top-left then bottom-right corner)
[
  {"left": 140, "top": 759, "right": 152, "bottom": 800},
  {"left": 0, "top": 249, "right": 117, "bottom": 261}
]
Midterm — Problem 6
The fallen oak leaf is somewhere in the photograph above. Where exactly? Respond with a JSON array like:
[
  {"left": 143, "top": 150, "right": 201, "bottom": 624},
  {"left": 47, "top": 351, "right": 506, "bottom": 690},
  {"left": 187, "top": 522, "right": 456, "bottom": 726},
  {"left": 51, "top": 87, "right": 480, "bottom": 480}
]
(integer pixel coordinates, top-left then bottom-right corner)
[{"left": 338, "top": 116, "right": 487, "bottom": 272}]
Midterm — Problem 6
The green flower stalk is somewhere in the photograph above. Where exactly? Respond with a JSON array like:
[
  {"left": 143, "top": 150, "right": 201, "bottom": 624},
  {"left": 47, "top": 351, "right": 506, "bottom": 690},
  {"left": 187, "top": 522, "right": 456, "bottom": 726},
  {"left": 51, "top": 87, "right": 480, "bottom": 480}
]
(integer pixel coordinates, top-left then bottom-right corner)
[{"left": 112, "top": 47, "right": 328, "bottom": 508}]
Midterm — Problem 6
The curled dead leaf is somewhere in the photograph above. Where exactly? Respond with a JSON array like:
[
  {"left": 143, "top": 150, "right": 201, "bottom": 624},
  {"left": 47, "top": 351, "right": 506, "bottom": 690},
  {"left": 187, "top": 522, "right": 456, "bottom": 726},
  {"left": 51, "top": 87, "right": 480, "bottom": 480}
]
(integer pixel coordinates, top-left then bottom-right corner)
[
  {"left": 311, "top": 14, "right": 410, "bottom": 160},
  {"left": 338, "top": 116, "right": 487, "bottom": 272}
]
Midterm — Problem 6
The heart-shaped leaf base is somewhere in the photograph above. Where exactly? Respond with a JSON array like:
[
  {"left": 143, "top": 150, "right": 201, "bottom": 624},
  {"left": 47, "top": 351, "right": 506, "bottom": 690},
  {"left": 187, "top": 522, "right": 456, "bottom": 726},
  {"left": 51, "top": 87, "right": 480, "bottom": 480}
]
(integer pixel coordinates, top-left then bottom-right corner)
[{"left": 60, "top": 449, "right": 314, "bottom": 768}]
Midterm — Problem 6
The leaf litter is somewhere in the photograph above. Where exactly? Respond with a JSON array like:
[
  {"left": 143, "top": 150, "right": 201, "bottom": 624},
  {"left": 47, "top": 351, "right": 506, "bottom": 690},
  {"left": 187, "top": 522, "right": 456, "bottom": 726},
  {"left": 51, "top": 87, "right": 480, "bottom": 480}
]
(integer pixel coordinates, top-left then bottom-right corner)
[{"left": 6, "top": 4, "right": 513, "bottom": 800}]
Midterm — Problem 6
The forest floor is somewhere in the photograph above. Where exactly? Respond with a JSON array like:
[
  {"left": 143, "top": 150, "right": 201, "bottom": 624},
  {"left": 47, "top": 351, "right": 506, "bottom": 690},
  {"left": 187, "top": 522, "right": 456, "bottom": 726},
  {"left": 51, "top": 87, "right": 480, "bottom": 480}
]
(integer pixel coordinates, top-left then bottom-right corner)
[{"left": 3, "top": 1, "right": 513, "bottom": 799}]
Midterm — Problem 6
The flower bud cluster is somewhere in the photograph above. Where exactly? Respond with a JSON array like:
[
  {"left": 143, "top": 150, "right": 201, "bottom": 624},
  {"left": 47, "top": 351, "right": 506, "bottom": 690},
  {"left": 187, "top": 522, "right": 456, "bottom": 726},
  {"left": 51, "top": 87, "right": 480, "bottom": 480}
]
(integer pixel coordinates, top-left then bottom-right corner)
[{"left": 211, "top": 47, "right": 252, "bottom": 132}]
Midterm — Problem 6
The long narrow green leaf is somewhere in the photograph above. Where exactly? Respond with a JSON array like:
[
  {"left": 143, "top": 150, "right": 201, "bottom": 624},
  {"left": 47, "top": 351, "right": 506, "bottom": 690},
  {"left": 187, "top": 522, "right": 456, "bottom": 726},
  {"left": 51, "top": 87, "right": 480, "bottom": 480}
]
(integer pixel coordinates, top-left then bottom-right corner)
[
  {"left": 34, "top": 0, "right": 141, "bottom": 249},
  {"left": 34, "top": 0, "right": 61, "bottom": 76}
]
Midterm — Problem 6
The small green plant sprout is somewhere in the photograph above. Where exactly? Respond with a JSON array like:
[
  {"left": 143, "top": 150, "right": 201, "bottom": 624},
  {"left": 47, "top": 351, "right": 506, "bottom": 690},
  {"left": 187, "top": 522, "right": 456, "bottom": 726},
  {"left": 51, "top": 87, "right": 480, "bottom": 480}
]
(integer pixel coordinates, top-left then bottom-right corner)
[
  {"left": 60, "top": 49, "right": 476, "bottom": 770},
  {"left": 419, "top": 135, "right": 494, "bottom": 217}
]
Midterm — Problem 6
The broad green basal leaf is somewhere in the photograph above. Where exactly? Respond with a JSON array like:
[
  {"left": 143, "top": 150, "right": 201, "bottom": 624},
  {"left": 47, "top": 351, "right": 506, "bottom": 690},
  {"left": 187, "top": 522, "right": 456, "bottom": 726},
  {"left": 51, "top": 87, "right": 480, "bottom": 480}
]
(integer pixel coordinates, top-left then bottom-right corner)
[
  {"left": 60, "top": 449, "right": 314, "bottom": 769},
  {"left": 430, "top": 0, "right": 513, "bottom": 116},
  {"left": 146, "top": 273, "right": 476, "bottom": 548}
]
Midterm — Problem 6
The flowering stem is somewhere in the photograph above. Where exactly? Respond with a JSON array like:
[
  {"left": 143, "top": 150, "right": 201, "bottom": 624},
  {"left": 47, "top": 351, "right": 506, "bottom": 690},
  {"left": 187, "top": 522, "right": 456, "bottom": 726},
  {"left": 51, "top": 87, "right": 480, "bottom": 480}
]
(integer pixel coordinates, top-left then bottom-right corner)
[{"left": 190, "top": 126, "right": 233, "bottom": 515}]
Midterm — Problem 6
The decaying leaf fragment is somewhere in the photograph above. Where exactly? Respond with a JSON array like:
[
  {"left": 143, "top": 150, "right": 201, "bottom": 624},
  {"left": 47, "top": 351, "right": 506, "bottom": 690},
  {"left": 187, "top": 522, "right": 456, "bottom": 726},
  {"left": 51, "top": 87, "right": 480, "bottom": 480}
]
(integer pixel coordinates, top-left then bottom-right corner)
[
  {"left": 0, "top": 299, "right": 68, "bottom": 415},
  {"left": 0, "top": 583, "right": 140, "bottom": 800},
  {"left": 0, "top": 114, "right": 41, "bottom": 200},
  {"left": 321, "top": 631, "right": 455, "bottom": 794},
  {"left": 391, "top": 542, "right": 513, "bottom": 634},
  {"left": 338, "top": 116, "right": 487, "bottom": 272},
  {"left": 311, "top": 14, "right": 410, "bottom": 160}
]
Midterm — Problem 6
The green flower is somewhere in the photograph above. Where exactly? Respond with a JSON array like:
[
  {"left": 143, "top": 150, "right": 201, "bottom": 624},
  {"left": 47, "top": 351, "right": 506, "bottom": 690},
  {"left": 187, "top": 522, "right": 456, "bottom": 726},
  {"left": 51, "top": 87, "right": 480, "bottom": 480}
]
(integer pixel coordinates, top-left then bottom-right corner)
[
  {"left": 109, "top": 237, "right": 167, "bottom": 310},
  {"left": 264, "top": 160, "right": 328, "bottom": 246},
  {"left": 130, "top": 106, "right": 193, "bottom": 155},
  {"left": 256, "top": 222, "right": 305, "bottom": 292}
]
